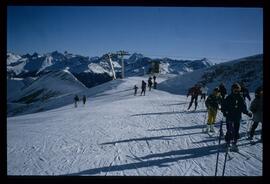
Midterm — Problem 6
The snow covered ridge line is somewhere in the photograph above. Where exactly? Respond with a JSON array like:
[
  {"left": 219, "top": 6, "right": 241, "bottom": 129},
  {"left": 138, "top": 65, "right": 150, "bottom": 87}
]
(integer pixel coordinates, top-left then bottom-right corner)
[
  {"left": 7, "top": 70, "right": 88, "bottom": 117},
  {"left": 158, "top": 54, "right": 263, "bottom": 95},
  {"left": 6, "top": 51, "right": 213, "bottom": 84}
]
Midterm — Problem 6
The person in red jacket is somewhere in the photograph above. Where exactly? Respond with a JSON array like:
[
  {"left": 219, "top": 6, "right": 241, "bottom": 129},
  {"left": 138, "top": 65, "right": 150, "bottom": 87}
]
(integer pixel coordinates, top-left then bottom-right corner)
[{"left": 187, "top": 84, "right": 202, "bottom": 111}]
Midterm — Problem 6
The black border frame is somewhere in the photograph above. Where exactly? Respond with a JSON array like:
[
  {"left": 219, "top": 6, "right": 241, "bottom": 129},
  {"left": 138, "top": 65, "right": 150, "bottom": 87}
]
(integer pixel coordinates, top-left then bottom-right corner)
[{"left": 1, "top": 0, "right": 268, "bottom": 184}]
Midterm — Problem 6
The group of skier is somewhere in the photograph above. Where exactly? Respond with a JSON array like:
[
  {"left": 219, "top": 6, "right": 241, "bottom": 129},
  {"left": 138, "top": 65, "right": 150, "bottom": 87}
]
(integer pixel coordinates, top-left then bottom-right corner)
[
  {"left": 192, "top": 82, "right": 263, "bottom": 152},
  {"left": 133, "top": 75, "right": 157, "bottom": 96},
  {"left": 73, "top": 76, "right": 262, "bottom": 153},
  {"left": 74, "top": 95, "right": 87, "bottom": 107}
]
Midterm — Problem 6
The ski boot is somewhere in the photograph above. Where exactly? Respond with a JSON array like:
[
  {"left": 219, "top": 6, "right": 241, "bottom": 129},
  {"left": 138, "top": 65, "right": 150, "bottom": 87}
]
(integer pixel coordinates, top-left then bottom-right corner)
[
  {"left": 205, "top": 125, "right": 210, "bottom": 133},
  {"left": 210, "top": 124, "right": 215, "bottom": 133},
  {"left": 230, "top": 144, "right": 239, "bottom": 152},
  {"left": 224, "top": 142, "right": 230, "bottom": 152}
]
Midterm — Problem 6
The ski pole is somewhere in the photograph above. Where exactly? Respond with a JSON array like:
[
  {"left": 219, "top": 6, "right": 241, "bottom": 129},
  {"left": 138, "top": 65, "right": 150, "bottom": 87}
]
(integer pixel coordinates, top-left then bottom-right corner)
[
  {"left": 214, "top": 117, "right": 224, "bottom": 176},
  {"left": 202, "top": 110, "right": 208, "bottom": 132},
  {"left": 217, "top": 112, "right": 224, "bottom": 137},
  {"left": 183, "top": 96, "right": 189, "bottom": 111},
  {"left": 246, "top": 118, "right": 253, "bottom": 137},
  {"left": 222, "top": 121, "right": 232, "bottom": 176},
  {"left": 222, "top": 148, "right": 229, "bottom": 176}
]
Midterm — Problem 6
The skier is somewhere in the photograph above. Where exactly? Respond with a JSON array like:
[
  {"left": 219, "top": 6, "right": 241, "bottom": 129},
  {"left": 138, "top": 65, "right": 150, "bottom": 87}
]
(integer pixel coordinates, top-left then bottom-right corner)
[
  {"left": 82, "top": 95, "right": 86, "bottom": 105},
  {"left": 74, "top": 95, "right": 79, "bottom": 108},
  {"left": 248, "top": 86, "right": 263, "bottom": 141},
  {"left": 240, "top": 83, "right": 251, "bottom": 101},
  {"left": 205, "top": 87, "right": 222, "bottom": 133},
  {"left": 148, "top": 77, "right": 153, "bottom": 91},
  {"left": 153, "top": 75, "right": 157, "bottom": 89},
  {"left": 187, "top": 84, "right": 202, "bottom": 111},
  {"left": 141, "top": 80, "right": 146, "bottom": 96},
  {"left": 219, "top": 83, "right": 227, "bottom": 100},
  {"left": 200, "top": 85, "right": 208, "bottom": 101},
  {"left": 221, "top": 83, "right": 252, "bottom": 151},
  {"left": 134, "top": 85, "right": 138, "bottom": 96},
  {"left": 153, "top": 75, "right": 156, "bottom": 82},
  {"left": 153, "top": 81, "right": 157, "bottom": 89}
]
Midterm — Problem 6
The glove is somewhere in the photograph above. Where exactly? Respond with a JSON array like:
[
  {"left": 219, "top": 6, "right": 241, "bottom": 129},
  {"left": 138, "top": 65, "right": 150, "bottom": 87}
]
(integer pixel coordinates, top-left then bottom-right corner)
[
  {"left": 247, "top": 112, "right": 252, "bottom": 118},
  {"left": 222, "top": 111, "right": 228, "bottom": 117}
]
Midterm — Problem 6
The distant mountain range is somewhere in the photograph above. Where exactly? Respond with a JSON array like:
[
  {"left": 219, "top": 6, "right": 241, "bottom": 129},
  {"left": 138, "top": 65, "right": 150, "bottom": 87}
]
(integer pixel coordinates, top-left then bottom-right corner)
[
  {"left": 7, "top": 51, "right": 213, "bottom": 88},
  {"left": 158, "top": 54, "right": 263, "bottom": 95}
]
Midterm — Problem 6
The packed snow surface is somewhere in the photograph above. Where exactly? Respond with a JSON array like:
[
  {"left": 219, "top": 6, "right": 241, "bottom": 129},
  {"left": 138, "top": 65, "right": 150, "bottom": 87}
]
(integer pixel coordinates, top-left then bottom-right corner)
[{"left": 7, "top": 76, "right": 262, "bottom": 176}]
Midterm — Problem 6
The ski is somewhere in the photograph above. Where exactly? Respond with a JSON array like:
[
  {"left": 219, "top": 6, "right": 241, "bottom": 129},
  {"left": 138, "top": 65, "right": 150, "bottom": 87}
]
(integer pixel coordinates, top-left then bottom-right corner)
[
  {"left": 250, "top": 139, "right": 262, "bottom": 145},
  {"left": 229, "top": 149, "right": 251, "bottom": 160},
  {"left": 206, "top": 132, "right": 213, "bottom": 137},
  {"left": 207, "top": 132, "right": 218, "bottom": 138},
  {"left": 250, "top": 139, "right": 256, "bottom": 145}
]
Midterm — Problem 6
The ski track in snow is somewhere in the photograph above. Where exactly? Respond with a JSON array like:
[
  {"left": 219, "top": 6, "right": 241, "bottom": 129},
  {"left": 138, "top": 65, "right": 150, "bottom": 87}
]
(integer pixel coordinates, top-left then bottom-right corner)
[{"left": 7, "top": 77, "right": 262, "bottom": 176}]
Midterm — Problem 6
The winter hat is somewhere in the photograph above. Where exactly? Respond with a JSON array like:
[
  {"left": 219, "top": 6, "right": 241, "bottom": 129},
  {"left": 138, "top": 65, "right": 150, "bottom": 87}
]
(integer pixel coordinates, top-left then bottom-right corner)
[
  {"left": 231, "top": 83, "right": 241, "bottom": 91},
  {"left": 255, "top": 86, "right": 263, "bottom": 95},
  {"left": 213, "top": 87, "right": 219, "bottom": 92}
]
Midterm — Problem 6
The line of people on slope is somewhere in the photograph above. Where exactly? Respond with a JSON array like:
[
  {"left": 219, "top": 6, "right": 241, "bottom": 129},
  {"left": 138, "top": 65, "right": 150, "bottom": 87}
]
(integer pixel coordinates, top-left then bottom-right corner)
[
  {"left": 133, "top": 75, "right": 158, "bottom": 96},
  {"left": 186, "top": 82, "right": 251, "bottom": 111},
  {"left": 74, "top": 95, "right": 87, "bottom": 107},
  {"left": 197, "top": 82, "right": 262, "bottom": 152}
]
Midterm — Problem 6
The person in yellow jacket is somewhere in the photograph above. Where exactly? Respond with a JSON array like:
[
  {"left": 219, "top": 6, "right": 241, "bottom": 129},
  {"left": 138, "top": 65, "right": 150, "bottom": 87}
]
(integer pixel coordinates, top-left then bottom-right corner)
[{"left": 205, "top": 87, "right": 222, "bottom": 132}]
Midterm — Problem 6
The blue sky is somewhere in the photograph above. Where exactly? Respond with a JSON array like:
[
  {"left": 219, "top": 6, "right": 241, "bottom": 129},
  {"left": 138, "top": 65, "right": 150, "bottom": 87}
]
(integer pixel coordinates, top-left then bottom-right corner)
[{"left": 7, "top": 6, "right": 263, "bottom": 63}]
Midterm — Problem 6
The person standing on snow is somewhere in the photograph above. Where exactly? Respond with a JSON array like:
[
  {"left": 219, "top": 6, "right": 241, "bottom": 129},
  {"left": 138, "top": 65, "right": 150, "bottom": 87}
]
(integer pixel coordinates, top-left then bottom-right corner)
[
  {"left": 200, "top": 85, "right": 208, "bottom": 101},
  {"left": 134, "top": 85, "right": 138, "bottom": 96},
  {"left": 219, "top": 82, "right": 227, "bottom": 100},
  {"left": 153, "top": 75, "right": 157, "bottom": 89},
  {"left": 205, "top": 87, "right": 222, "bottom": 133},
  {"left": 221, "top": 83, "right": 252, "bottom": 151},
  {"left": 82, "top": 95, "right": 86, "bottom": 105},
  {"left": 148, "top": 77, "right": 153, "bottom": 91},
  {"left": 153, "top": 75, "right": 156, "bottom": 82},
  {"left": 248, "top": 86, "right": 263, "bottom": 141},
  {"left": 153, "top": 81, "right": 157, "bottom": 89},
  {"left": 141, "top": 80, "right": 147, "bottom": 96},
  {"left": 74, "top": 95, "right": 79, "bottom": 108},
  {"left": 187, "top": 84, "right": 202, "bottom": 111}
]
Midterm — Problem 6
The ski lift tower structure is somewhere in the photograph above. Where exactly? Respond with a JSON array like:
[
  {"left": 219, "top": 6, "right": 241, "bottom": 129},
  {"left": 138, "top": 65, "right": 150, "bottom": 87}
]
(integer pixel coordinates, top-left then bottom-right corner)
[
  {"left": 116, "top": 50, "right": 130, "bottom": 79},
  {"left": 105, "top": 53, "right": 116, "bottom": 80}
]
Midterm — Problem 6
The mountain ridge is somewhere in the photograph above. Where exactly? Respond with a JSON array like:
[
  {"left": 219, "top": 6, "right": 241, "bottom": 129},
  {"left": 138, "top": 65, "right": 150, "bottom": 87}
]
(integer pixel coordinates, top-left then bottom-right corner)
[{"left": 7, "top": 51, "right": 213, "bottom": 87}]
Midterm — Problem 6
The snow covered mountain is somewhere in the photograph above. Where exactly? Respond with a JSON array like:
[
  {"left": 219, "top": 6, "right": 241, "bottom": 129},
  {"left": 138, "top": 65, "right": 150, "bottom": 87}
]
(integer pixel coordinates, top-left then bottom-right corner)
[
  {"left": 7, "top": 51, "right": 212, "bottom": 87},
  {"left": 7, "top": 70, "right": 87, "bottom": 116},
  {"left": 7, "top": 52, "right": 22, "bottom": 65},
  {"left": 158, "top": 54, "right": 263, "bottom": 95}
]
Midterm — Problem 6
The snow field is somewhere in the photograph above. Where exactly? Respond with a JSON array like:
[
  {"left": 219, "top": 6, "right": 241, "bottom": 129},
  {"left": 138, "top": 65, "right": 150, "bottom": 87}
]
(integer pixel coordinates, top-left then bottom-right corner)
[{"left": 7, "top": 77, "right": 262, "bottom": 176}]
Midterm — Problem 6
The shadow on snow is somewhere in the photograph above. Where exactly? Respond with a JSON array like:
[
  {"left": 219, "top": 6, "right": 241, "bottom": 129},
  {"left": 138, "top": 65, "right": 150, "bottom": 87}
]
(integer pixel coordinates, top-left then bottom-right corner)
[
  {"left": 100, "top": 132, "right": 202, "bottom": 145},
  {"left": 131, "top": 110, "right": 207, "bottom": 117},
  {"left": 67, "top": 144, "right": 224, "bottom": 176},
  {"left": 148, "top": 124, "right": 205, "bottom": 131}
]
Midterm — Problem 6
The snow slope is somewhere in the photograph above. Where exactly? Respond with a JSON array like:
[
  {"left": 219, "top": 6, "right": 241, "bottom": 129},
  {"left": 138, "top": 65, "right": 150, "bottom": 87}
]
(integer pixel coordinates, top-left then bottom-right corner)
[
  {"left": 7, "top": 76, "right": 262, "bottom": 176},
  {"left": 158, "top": 54, "right": 263, "bottom": 95},
  {"left": 7, "top": 70, "right": 88, "bottom": 117}
]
